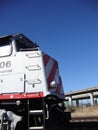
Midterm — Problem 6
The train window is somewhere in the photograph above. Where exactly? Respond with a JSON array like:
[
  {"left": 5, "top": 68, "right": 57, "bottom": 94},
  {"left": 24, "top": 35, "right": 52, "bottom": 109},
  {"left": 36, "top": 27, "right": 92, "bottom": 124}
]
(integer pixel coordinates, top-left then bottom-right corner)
[
  {"left": 15, "top": 39, "right": 38, "bottom": 51},
  {"left": 0, "top": 41, "right": 12, "bottom": 57},
  {"left": 15, "top": 39, "right": 25, "bottom": 51}
]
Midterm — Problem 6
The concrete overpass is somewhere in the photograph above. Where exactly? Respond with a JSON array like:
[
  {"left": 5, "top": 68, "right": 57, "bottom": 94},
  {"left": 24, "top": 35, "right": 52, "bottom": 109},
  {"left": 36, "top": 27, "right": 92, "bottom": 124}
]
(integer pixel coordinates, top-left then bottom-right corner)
[{"left": 65, "top": 86, "right": 98, "bottom": 106}]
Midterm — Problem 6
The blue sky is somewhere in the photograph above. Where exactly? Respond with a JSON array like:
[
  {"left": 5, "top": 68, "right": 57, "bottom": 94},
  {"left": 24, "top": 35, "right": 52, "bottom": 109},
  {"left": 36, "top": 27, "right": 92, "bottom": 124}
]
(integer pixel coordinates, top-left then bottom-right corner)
[{"left": 0, "top": 0, "right": 98, "bottom": 92}]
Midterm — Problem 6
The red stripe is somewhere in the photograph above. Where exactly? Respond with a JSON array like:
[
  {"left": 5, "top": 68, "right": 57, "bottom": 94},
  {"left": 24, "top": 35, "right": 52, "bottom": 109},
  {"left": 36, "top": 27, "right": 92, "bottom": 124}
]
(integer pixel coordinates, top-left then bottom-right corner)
[
  {"left": 43, "top": 54, "right": 50, "bottom": 66},
  {"left": 47, "top": 61, "right": 58, "bottom": 89},
  {"left": 0, "top": 92, "right": 44, "bottom": 100}
]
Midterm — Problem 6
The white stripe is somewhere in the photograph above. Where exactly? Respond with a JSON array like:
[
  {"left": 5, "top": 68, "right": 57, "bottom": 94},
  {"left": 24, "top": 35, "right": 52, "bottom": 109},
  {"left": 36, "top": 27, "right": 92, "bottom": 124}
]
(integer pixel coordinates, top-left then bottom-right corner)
[
  {"left": 45, "top": 58, "right": 54, "bottom": 79},
  {"left": 55, "top": 70, "right": 61, "bottom": 93}
]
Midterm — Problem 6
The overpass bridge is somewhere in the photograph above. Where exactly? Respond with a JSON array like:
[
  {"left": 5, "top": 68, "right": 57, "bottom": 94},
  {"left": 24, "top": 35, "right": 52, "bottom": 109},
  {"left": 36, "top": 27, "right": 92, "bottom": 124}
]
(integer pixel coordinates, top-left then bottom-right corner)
[{"left": 65, "top": 86, "right": 98, "bottom": 106}]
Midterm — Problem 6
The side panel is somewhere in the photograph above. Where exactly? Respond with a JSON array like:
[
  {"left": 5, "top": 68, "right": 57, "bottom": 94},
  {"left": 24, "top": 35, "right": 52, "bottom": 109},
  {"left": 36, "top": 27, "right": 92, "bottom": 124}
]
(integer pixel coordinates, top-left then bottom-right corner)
[
  {"left": 0, "top": 74, "right": 24, "bottom": 94},
  {"left": 24, "top": 51, "right": 48, "bottom": 94},
  {"left": 0, "top": 51, "right": 47, "bottom": 99},
  {"left": 43, "top": 52, "right": 65, "bottom": 99},
  {"left": 0, "top": 50, "right": 65, "bottom": 99}
]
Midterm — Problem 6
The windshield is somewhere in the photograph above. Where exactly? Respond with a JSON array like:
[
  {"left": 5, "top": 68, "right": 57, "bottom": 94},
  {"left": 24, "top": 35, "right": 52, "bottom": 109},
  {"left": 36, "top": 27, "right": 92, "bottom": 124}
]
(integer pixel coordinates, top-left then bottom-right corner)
[
  {"left": 15, "top": 38, "right": 38, "bottom": 52},
  {"left": 0, "top": 40, "right": 12, "bottom": 57}
]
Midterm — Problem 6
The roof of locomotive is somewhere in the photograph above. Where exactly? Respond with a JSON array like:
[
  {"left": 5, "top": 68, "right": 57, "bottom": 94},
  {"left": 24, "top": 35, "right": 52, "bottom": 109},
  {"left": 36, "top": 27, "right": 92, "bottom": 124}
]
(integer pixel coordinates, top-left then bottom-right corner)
[{"left": 0, "top": 33, "right": 39, "bottom": 50}]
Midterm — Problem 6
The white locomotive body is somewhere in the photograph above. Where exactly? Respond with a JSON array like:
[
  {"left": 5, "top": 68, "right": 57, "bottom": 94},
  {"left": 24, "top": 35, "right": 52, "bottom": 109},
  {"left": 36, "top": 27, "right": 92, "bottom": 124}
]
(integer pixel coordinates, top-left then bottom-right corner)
[
  {"left": 0, "top": 34, "right": 70, "bottom": 130},
  {"left": 0, "top": 33, "right": 64, "bottom": 100}
]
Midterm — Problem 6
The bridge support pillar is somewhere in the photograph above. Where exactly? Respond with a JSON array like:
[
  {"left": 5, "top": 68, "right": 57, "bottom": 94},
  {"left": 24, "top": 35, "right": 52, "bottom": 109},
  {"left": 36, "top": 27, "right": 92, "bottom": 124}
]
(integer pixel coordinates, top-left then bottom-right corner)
[
  {"left": 68, "top": 96, "right": 72, "bottom": 106},
  {"left": 89, "top": 92, "right": 94, "bottom": 106},
  {"left": 76, "top": 99, "right": 79, "bottom": 107}
]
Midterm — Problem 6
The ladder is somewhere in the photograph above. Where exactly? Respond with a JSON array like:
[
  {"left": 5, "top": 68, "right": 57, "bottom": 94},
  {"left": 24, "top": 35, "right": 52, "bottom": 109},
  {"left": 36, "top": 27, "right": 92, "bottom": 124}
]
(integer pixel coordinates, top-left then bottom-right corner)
[{"left": 27, "top": 98, "right": 46, "bottom": 130}]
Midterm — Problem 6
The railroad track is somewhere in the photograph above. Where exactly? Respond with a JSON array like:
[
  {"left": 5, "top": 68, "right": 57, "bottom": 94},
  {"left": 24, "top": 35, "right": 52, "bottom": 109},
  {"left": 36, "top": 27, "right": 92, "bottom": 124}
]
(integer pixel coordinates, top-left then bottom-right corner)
[
  {"left": 68, "top": 116, "right": 98, "bottom": 130},
  {"left": 71, "top": 116, "right": 98, "bottom": 122},
  {"left": 69, "top": 121, "right": 98, "bottom": 130}
]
